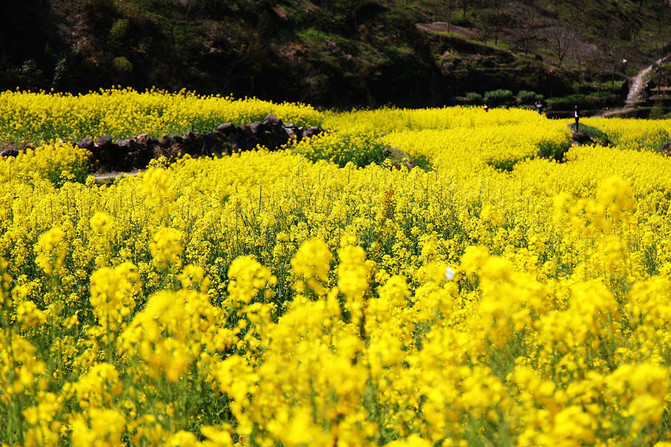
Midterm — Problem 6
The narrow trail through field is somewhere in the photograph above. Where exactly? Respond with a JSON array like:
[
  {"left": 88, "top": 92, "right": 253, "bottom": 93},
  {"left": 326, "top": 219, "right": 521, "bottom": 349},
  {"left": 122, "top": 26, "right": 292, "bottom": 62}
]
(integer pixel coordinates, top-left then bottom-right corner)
[
  {"left": 94, "top": 170, "right": 141, "bottom": 184},
  {"left": 592, "top": 55, "right": 670, "bottom": 118}
]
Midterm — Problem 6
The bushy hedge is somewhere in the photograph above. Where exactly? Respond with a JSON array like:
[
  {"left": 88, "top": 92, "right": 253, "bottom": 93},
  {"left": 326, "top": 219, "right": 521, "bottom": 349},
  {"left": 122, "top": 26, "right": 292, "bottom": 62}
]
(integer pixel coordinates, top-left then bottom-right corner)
[
  {"left": 517, "top": 90, "right": 543, "bottom": 104},
  {"left": 465, "top": 92, "right": 484, "bottom": 105},
  {"left": 484, "top": 89, "right": 514, "bottom": 107}
]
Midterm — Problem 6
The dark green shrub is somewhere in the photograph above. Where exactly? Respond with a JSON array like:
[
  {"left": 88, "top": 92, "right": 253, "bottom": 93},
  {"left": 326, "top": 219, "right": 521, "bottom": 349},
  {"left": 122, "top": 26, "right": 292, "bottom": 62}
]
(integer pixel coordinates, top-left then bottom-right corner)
[
  {"left": 486, "top": 157, "right": 529, "bottom": 172},
  {"left": 484, "top": 89, "right": 514, "bottom": 107},
  {"left": 537, "top": 139, "right": 572, "bottom": 162},
  {"left": 650, "top": 101, "right": 665, "bottom": 120},
  {"left": 465, "top": 92, "right": 483, "bottom": 105},
  {"left": 109, "top": 19, "right": 130, "bottom": 45},
  {"left": 412, "top": 153, "right": 433, "bottom": 171},
  {"left": 517, "top": 90, "right": 543, "bottom": 104},
  {"left": 112, "top": 57, "right": 133, "bottom": 74}
]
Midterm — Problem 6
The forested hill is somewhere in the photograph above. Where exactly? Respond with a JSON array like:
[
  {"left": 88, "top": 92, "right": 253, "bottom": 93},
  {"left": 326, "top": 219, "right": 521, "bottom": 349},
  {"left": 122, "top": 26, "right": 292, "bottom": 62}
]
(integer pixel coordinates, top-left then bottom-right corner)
[{"left": 2, "top": 0, "right": 671, "bottom": 108}]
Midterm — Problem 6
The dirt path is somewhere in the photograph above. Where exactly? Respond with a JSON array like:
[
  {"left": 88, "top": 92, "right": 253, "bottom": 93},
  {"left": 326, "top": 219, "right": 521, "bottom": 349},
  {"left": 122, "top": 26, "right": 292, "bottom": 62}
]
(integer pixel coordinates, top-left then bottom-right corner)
[
  {"left": 94, "top": 170, "right": 141, "bottom": 184},
  {"left": 593, "top": 55, "right": 669, "bottom": 118}
]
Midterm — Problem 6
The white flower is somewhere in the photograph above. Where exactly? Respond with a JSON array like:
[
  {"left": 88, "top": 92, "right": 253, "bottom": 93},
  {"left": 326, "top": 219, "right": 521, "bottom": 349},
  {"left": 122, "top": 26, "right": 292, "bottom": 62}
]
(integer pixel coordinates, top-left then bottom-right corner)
[{"left": 445, "top": 266, "right": 455, "bottom": 281}]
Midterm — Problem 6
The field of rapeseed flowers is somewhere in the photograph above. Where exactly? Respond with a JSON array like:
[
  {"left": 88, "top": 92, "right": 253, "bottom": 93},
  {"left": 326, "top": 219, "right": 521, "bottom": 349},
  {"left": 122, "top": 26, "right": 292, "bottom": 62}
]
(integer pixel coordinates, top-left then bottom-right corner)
[{"left": 1, "top": 89, "right": 671, "bottom": 446}]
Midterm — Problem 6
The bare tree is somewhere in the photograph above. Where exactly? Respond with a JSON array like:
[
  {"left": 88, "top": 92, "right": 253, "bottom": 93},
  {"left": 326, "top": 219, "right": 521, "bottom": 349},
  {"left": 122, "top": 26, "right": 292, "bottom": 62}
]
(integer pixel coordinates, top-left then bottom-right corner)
[
  {"left": 438, "top": 0, "right": 456, "bottom": 32},
  {"left": 547, "top": 26, "right": 576, "bottom": 68},
  {"left": 459, "top": 0, "right": 484, "bottom": 21},
  {"left": 460, "top": 0, "right": 468, "bottom": 19},
  {"left": 516, "top": 3, "right": 538, "bottom": 56}
]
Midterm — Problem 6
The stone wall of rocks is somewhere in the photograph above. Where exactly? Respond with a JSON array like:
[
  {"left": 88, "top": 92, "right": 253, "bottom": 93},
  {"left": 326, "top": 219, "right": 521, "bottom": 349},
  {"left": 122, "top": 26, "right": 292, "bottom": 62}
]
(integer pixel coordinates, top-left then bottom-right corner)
[{"left": 1, "top": 114, "right": 325, "bottom": 173}]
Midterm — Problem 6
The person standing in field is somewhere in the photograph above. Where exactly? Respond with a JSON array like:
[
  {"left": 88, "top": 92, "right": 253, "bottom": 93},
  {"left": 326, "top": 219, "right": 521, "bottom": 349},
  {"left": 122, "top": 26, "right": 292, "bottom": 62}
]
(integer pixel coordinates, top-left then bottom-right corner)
[
  {"left": 574, "top": 104, "right": 580, "bottom": 131},
  {"left": 535, "top": 100, "right": 543, "bottom": 114}
]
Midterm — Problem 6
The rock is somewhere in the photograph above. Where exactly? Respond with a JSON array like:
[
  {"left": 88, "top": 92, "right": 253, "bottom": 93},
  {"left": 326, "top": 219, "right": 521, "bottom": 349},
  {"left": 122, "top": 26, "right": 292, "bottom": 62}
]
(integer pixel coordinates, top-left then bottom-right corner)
[
  {"left": 135, "top": 134, "right": 155, "bottom": 147},
  {"left": 159, "top": 135, "right": 173, "bottom": 147},
  {"left": 90, "top": 136, "right": 115, "bottom": 171},
  {"left": 571, "top": 130, "right": 594, "bottom": 145},
  {"left": 106, "top": 142, "right": 134, "bottom": 172},
  {"left": 248, "top": 122, "right": 262, "bottom": 135},
  {"left": 202, "top": 132, "right": 222, "bottom": 156},
  {"left": 217, "top": 122, "right": 235, "bottom": 133},
  {"left": 132, "top": 135, "right": 158, "bottom": 169},
  {"left": 96, "top": 135, "right": 113, "bottom": 147},
  {"left": 216, "top": 132, "right": 235, "bottom": 155},
  {"left": 660, "top": 142, "right": 671, "bottom": 156},
  {"left": 182, "top": 131, "right": 203, "bottom": 156},
  {"left": 0, "top": 147, "right": 19, "bottom": 157},
  {"left": 304, "top": 126, "right": 323, "bottom": 138},
  {"left": 155, "top": 136, "right": 185, "bottom": 159},
  {"left": 125, "top": 138, "right": 153, "bottom": 169},
  {"left": 284, "top": 123, "right": 298, "bottom": 136},
  {"left": 154, "top": 135, "right": 187, "bottom": 159},
  {"left": 69, "top": 120, "right": 325, "bottom": 172},
  {"left": 285, "top": 126, "right": 298, "bottom": 139},
  {"left": 237, "top": 124, "right": 263, "bottom": 150},
  {"left": 263, "top": 113, "right": 282, "bottom": 127},
  {"left": 225, "top": 129, "right": 243, "bottom": 152},
  {"left": 114, "top": 140, "right": 133, "bottom": 171},
  {"left": 77, "top": 137, "right": 95, "bottom": 150},
  {"left": 265, "top": 126, "right": 290, "bottom": 151}
]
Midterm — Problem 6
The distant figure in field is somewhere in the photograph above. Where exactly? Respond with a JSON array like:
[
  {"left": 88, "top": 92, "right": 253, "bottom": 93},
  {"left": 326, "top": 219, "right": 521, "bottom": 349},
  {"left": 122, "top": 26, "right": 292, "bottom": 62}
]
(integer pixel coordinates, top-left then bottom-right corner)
[
  {"left": 535, "top": 100, "right": 543, "bottom": 114},
  {"left": 574, "top": 105, "right": 580, "bottom": 131},
  {"left": 483, "top": 104, "right": 489, "bottom": 112}
]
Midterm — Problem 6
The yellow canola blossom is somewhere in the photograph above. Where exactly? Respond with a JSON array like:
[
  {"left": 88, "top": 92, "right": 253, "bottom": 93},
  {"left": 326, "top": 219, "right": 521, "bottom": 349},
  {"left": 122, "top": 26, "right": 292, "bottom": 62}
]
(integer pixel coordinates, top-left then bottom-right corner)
[
  {"left": 0, "top": 88, "right": 322, "bottom": 144},
  {"left": 0, "top": 97, "right": 670, "bottom": 445}
]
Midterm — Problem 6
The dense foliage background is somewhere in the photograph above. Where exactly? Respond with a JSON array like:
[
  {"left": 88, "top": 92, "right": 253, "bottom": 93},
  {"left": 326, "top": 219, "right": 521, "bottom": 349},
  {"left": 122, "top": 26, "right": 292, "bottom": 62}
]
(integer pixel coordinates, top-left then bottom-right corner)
[{"left": 2, "top": 0, "right": 671, "bottom": 109}]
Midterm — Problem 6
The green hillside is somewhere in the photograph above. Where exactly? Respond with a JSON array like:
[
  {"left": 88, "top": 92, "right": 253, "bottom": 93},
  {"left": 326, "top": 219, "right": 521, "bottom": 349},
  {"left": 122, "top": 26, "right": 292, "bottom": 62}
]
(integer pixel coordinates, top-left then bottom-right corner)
[{"left": 1, "top": 0, "right": 670, "bottom": 109}]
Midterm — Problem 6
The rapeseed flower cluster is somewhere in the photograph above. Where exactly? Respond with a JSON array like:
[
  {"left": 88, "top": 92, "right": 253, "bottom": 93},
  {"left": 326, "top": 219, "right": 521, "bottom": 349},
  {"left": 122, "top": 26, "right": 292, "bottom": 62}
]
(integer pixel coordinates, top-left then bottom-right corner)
[
  {"left": 0, "top": 88, "right": 322, "bottom": 145},
  {"left": 0, "top": 93, "right": 670, "bottom": 445}
]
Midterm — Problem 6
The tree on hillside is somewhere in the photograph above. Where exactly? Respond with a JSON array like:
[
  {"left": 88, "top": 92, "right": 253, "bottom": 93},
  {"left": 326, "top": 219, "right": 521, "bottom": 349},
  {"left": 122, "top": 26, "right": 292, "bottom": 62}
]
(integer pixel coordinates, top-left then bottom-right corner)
[
  {"left": 458, "top": 0, "right": 485, "bottom": 20},
  {"left": 651, "top": 0, "right": 671, "bottom": 57},
  {"left": 429, "top": 0, "right": 456, "bottom": 31},
  {"left": 515, "top": 2, "right": 540, "bottom": 57},
  {"left": 480, "top": 0, "right": 511, "bottom": 46},
  {"left": 547, "top": 26, "right": 576, "bottom": 68}
]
